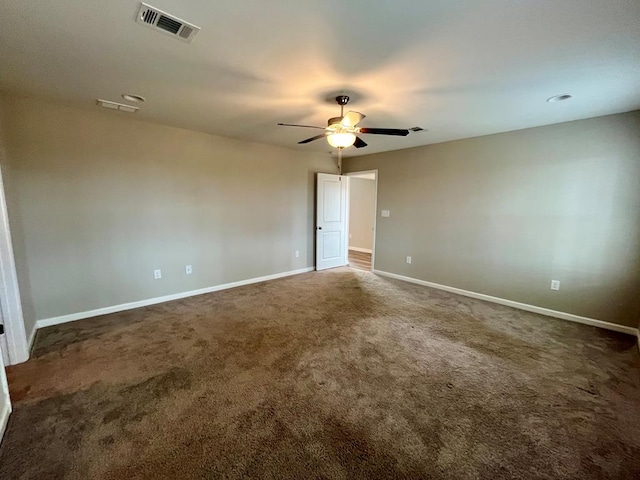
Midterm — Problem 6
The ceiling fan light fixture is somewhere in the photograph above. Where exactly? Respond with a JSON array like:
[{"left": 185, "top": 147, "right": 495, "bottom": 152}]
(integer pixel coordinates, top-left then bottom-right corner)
[
  {"left": 327, "top": 132, "right": 356, "bottom": 148},
  {"left": 279, "top": 95, "right": 409, "bottom": 148}
]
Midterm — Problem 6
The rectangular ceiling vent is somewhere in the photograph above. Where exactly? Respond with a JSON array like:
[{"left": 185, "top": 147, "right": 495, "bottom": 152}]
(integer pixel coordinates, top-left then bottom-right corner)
[{"left": 136, "top": 3, "right": 200, "bottom": 43}]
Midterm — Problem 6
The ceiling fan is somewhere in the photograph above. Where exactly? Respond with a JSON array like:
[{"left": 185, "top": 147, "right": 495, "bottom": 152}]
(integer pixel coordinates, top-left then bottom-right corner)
[{"left": 278, "top": 95, "right": 410, "bottom": 149}]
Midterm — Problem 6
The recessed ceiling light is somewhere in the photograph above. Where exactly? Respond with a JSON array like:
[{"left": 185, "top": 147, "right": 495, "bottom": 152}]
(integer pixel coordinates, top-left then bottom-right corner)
[
  {"left": 546, "top": 94, "right": 572, "bottom": 103},
  {"left": 122, "top": 94, "right": 146, "bottom": 103}
]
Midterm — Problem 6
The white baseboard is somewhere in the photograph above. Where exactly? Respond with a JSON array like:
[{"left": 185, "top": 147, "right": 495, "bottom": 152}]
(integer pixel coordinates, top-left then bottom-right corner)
[
  {"left": 374, "top": 270, "right": 638, "bottom": 336},
  {"left": 349, "top": 247, "right": 373, "bottom": 254},
  {"left": 36, "top": 267, "right": 314, "bottom": 330},
  {"left": 0, "top": 397, "right": 10, "bottom": 445}
]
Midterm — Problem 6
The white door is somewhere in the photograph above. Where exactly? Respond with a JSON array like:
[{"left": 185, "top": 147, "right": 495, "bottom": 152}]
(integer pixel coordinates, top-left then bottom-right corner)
[
  {"left": 316, "top": 173, "right": 349, "bottom": 271},
  {"left": 0, "top": 343, "right": 11, "bottom": 444}
]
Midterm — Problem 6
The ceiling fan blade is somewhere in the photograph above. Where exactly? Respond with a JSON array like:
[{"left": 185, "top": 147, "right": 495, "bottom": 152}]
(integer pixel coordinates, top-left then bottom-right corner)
[
  {"left": 341, "top": 111, "right": 365, "bottom": 128},
  {"left": 359, "top": 127, "right": 410, "bottom": 136},
  {"left": 354, "top": 136, "right": 368, "bottom": 148},
  {"left": 298, "top": 133, "right": 327, "bottom": 144},
  {"left": 278, "top": 123, "right": 326, "bottom": 130}
]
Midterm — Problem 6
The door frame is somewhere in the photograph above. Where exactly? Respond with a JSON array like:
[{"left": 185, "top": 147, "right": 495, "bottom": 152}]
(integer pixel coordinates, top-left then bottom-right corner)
[
  {"left": 0, "top": 343, "right": 11, "bottom": 443},
  {"left": 0, "top": 162, "right": 29, "bottom": 365},
  {"left": 345, "top": 170, "right": 378, "bottom": 271}
]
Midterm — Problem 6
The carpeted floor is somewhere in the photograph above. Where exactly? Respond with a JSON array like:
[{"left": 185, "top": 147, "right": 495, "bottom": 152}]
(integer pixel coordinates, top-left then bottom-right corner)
[{"left": 1, "top": 268, "right": 639, "bottom": 479}]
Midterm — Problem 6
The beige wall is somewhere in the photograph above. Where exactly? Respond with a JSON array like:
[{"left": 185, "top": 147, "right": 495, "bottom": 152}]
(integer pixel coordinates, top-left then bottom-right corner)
[
  {"left": 0, "top": 94, "right": 336, "bottom": 324},
  {"left": 345, "top": 111, "right": 640, "bottom": 328},
  {"left": 348, "top": 177, "right": 375, "bottom": 251}
]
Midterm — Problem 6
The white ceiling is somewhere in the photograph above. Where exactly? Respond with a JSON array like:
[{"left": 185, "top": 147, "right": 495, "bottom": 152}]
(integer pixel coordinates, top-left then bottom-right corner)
[{"left": 1, "top": 0, "right": 639, "bottom": 157}]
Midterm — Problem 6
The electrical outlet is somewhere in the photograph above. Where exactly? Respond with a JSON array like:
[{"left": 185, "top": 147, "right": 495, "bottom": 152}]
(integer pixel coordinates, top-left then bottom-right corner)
[
  {"left": 295, "top": 250, "right": 300, "bottom": 258},
  {"left": 551, "top": 280, "right": 560, "bottom": 291},
  {"left": 185, "top": 265, "right": 193, "bottom": 275},
  {"left": 154, "top": 269, "right": 162, "bottom": 280},
  {"left": 406, "top": 256, "right": 412, "bottom": 264}
]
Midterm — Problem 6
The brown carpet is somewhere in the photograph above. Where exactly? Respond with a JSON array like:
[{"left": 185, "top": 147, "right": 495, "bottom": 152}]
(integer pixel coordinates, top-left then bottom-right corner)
[{"left": 1, "top": 268, "right": 639, "bottom": 479}]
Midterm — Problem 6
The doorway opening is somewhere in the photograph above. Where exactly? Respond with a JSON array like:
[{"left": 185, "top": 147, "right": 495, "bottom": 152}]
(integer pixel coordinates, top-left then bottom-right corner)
[{"left": 346, "top": 170, "right": 377, "bottom": 271}]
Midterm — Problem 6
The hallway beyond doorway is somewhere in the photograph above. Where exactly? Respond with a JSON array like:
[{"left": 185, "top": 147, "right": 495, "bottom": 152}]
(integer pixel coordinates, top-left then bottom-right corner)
[{"left": 348, "top": 249, "right": 372, "bottom": 271}]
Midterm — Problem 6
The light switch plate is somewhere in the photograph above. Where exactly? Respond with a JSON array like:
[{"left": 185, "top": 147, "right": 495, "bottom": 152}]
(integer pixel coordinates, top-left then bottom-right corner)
[{"left": 381, "top": 210, "right": 390, "bottom": 217}]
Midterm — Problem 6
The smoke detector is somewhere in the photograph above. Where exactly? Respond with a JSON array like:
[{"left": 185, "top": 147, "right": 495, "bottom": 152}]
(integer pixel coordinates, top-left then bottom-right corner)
[{"left": 136, "top": 3, "right": 200, "bottom": 43}]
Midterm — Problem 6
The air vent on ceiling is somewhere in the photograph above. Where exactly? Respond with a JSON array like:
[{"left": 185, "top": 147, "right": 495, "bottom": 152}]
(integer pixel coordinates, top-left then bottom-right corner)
[{"left": 136, "top": 3, "right": 200, "bottom": 43}]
